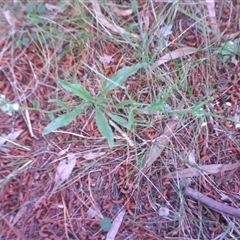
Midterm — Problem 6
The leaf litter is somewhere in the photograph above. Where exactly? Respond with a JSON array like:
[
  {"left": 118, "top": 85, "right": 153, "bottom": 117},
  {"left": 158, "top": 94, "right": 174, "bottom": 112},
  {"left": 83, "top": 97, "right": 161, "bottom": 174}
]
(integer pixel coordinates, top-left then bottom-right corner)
[
  {"left": 54, "top": 154, "right": 77, "bottom": 189},
  {"left": 1, "top": 0, "right": 240, "bottom": 239}
]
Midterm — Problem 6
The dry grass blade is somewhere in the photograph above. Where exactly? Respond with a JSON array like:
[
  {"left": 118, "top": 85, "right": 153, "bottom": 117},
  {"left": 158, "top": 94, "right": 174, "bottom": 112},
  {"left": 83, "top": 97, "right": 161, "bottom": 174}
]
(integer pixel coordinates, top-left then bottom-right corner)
[
  {"left": 223, "top": 31, "right": 240, "bottom": 40},
  {"left": 184, "top": 187, "right": 240, "bottom": 218},
  {"left": 106, "top": 209, "right": 126, "bottom": 240},
  {"left": 3, "top": 10, "right": 18, "bottom": 27},
  {"left": 45, "top": 3, "right": 65, "bottom": 13},
  {"left": 205, "top": 0, "right": 218, "bottom": 32},
  {"left": 0, "top": 129, "right": 24, "bottom": 146},
  {"left": 83, "top": 151, "right": 106, "bottom": 160},
  {"left": 109, "top": 120, "right": 134, "bottom": 147},
  {"left": 87, "top": 204, "right": 103, "bottom": 220},
  {"left": 167, "top": 162, "right": 240, "bottom": 178},
  {"left": 91, "top": 1, "right": 139, "bottom": 39},
  {"left": 110, "top": 2, "right": 133, "bottom": 17},
  {"left": 152, "top": 47, "right": 197, "bottom": 68},
  {"left": 144, "top": 100, "right": 185, "bottom": 169}
]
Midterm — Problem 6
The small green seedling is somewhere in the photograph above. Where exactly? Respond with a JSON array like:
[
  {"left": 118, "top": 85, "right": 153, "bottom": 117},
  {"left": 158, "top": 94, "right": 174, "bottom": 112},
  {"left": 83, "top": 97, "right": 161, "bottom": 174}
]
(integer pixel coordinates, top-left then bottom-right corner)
[
  {"left": 217, "top": 40, "right": 240, "bottom": 65},
  {"left": 100, "top": 217, "right": 112, "bottom": 232},
  {"left": 0, "top": 94, "right": 20, "bottom": 116}
]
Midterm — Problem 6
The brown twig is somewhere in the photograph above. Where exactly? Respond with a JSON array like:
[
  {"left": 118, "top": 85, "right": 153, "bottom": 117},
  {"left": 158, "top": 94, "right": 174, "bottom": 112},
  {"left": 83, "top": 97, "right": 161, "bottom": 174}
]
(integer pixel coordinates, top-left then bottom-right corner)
[{"left": 184, "top": 187, "right": 240, "bottom": 218}]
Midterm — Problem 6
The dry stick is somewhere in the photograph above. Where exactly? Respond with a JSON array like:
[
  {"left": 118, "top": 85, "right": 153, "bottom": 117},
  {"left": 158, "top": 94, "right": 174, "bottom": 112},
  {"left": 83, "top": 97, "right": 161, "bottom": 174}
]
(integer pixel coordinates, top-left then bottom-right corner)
[
  {"left": 144, "top": 99, "right": 185, "bottom": 169},
  {"left": 184, "top": 187, "right": 240, "bottom": 218},
  {"left": 109, "top": 119, "right": 134, "bottom": 147}
]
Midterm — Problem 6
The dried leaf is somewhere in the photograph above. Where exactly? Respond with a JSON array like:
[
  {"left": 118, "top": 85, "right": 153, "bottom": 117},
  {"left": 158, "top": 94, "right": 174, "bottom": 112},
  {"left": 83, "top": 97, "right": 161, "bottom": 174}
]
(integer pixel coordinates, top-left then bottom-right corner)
[
  {"left": 99, "top": 54, "right": 114, "bottom": 64},
  {"left": 110, "top": 4, "right": 133, "bottom": 17},
  {"left": 153, "top": 47, "right": 197, "bottom": 68},
  {"left": 106, "top": 209, "right": 125, "bottom": 240},
  {"left": 223, "top": 31, "right": 240, "bottom": 40},
  {"left": 58, "top": 145, "right": 71, "bottom": 156},
  {"left": 45, "top": 3, "right": 65, "bottom": 13},
  {"left": 91, "top": 1, "right": 139, "bottom": 39},
  {"left": 11, "top": 205, "right": 27, "bottom": 225},
  {"left": 82, "top": 151, "right": 106, "bottom": 160},
  {"left": 3, "top": 10, "right": 21, "bottom": 27},
  {"left": 87, "top": 204, "right": 103, "bottom": 220},
  {"left": 54, "top": 154, "right": 76, "bottom": 188},
  {"left": 0, "top": 129, "right": 24, "bottom": 146},
  {"left": 168, "top": 162, "right": 240, "bottom": 178},
  {"left": 188, "top": 150, "right": 196, "bottom": 164},
  {"left": 205, "top": 0, "right": 218, "bottom": 31},
  {"left": 4, "top": 10, "right": 16, "bottom": 27},
  {"left": 144, "top": 100, "right": 185, "bottom": 169}
]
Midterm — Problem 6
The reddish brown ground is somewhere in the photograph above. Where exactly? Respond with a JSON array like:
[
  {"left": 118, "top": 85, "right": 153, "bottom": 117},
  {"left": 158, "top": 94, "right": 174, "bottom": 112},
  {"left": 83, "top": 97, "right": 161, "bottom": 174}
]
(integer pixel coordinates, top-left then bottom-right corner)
[{"left": 1, "top": 1, "right": 240, "bottom": 240}]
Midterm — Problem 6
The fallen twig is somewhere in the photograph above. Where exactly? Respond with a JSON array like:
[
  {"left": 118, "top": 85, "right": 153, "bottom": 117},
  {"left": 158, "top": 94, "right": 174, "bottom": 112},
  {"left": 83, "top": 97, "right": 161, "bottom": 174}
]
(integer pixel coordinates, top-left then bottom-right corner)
[{"left": 184, "top": 187, "right": 240, "bottom": 218}]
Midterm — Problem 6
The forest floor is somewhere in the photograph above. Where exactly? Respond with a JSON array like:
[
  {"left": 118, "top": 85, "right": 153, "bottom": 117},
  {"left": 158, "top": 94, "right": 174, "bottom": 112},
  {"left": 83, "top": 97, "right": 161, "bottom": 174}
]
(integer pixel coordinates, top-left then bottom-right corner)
[{"left": 1, "top": 1, "right": 240, "bottom": 239}]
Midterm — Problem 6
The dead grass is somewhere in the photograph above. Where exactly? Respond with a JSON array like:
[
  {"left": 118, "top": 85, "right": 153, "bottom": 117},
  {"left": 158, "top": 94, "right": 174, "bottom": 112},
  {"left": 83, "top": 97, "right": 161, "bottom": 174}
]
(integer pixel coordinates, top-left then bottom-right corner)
[{"left": 0, "top": 0, "right": 240, "bottom": 239}]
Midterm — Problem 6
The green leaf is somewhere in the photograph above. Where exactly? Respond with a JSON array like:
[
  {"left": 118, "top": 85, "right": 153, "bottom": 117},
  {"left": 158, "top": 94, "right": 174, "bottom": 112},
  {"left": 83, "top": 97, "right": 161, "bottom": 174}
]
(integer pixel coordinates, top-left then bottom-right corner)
[
  {"left": 26, "top": 3, "right": 35, "bottom": 13},
  {"left": 58, "top": 78, "right": 93, "bottom": 101},
  {"left": 115, "top": 99, "right": 137, "bottom": 107},
  {"left": 48, "top": 112, "right": 55, "bottom": 121},
  {"left": 108, "top": 113, "right": 131, "bottom": 130},
  {"left": 21, "top": 37, "right": 30, "bottom": 46},
  {"left": 95, "top": 109, "right": 114, "bottom": 148},
  {"left": 147, "top": 99, "right": 168, "bottom": 112},
  {"left": 102, "top": 62, "right": 149, "bottom": 95},
  {"left": 32, "top": 98, "right": 38, "bottom": 109},
  {"left": 37, "top": 3, "right": 46, "bottom": 14},
  {"left": 43, "top": 110, "right": 78, "bottom": 135},
  {"left": 100, "top": 217, "right": 112, "bottom": 232},
  {"left": 48, "top": 99, "right": 69, "bottom": 108},
  {"left": 132, "top": 0, "right": 138, "bottom": 14},
  {"left": 128, "top": 110, "right": 134, "bottom": 128}
]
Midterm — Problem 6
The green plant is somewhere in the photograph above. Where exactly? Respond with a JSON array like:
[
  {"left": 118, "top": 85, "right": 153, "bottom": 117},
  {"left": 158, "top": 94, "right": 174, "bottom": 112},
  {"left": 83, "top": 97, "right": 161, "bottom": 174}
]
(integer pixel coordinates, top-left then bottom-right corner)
[
  {"left": 100, "top": 217, "right": 112, "bottom": 232},
  {"left": 43, "top": 62, "right": 149, "bottom": 148},
  {"left": 0, "top": 94, "right": 20, "bottom": 116},
  {"left": 216, "top": 39, "right": 240, "bottom": 65}
]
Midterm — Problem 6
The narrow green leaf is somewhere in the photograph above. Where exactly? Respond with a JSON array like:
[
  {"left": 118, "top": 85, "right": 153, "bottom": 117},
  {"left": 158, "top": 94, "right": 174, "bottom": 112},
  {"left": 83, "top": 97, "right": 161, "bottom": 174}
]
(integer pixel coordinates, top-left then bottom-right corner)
[
  {"left": 132, "top": 0, "right": 138, "bottom": 14},
  {"left": 48, "top": 99, "right": 69, "bottom": 108},
  {"left": 95, "top": 109, "right": 114, "bottom": 148},
  {"left": 108, "top": 113, "right": 131, "bottom": 130},
  {"left": 128, "top": 110, "right": 134, "bottom": 128},
  {"left": 48, "top": 112, "right": 55, "bottom": 121},
  {"left": 115, "top": 99, "right": 137, "bottom": 107},
  {"left": 43, "top": 110, "right": 78, "bottom": 135},
  {"left": 102, "top": 62, "right": 149, "bottom": 95},
  {"left": 58, "top": 78, "right": 93, "bottom": 101}
]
